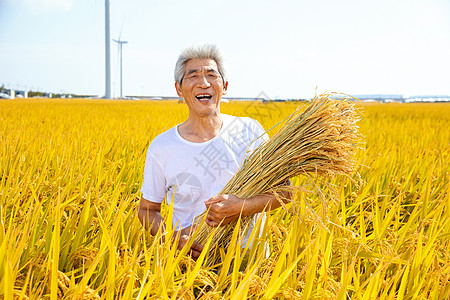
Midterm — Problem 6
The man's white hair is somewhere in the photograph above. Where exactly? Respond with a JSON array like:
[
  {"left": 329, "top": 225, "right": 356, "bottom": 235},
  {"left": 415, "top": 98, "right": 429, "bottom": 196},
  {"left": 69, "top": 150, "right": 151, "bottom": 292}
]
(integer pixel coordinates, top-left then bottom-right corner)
[{"left": 174, "top": 44, "right": 227, "bottom": 85}]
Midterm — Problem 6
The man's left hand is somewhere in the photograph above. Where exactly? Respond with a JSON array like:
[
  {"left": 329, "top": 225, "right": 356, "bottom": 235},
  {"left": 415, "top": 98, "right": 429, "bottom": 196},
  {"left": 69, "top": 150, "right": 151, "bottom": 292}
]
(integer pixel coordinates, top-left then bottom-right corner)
[{"left": 204, "top": 194, "right": 245, "bottom": 227}]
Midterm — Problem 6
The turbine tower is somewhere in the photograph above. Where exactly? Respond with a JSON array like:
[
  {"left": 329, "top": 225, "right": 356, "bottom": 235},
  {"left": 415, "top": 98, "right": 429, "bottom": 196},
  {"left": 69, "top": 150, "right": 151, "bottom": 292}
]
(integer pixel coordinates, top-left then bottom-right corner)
[
  {"left": 104, "top": 0, "right": 111, "bottom": 99},
  {"left": 113, "top": 36, "right": 128, "bottom": 99}
]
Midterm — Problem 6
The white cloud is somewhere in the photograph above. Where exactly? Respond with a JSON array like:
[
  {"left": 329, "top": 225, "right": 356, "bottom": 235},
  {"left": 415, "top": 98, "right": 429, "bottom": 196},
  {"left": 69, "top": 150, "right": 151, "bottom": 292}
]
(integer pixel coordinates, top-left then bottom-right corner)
[{"left": 6, "top": 0, "right": 76, "bottom": 13}]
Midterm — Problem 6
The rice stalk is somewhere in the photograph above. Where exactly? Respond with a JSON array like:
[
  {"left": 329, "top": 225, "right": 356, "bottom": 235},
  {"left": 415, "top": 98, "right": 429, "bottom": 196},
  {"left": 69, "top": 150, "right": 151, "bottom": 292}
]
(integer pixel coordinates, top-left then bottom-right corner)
[{"left": 195, "top": 93, "right": 363, "bottom": 264}]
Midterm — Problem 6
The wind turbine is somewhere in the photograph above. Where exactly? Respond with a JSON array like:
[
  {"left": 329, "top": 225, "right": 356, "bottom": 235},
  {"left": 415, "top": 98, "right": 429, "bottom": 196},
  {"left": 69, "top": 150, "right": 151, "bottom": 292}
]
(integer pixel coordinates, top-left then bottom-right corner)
[
  {"left": 105, "top": 0, "right": 111, "bottom": 99},
  {"left": 113, "top": 33, "right": 127, "bottom": 99}
]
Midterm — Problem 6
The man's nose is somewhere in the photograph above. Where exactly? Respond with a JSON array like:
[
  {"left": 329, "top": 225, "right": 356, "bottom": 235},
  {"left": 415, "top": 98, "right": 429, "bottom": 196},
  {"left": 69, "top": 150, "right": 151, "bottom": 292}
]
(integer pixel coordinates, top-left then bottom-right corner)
[{"left": 198, "top": 75, "right": 211, "bottom": 88}]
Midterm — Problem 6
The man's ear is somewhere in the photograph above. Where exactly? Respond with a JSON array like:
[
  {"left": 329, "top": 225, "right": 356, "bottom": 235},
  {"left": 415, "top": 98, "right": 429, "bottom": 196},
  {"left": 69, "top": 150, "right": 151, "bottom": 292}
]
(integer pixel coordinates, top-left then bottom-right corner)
[
  {"left": 175, "top": 81, "right": 183, "bottom": 98},
  {"left": 222, "top": 81, "right": 228, "bottom": 95}
]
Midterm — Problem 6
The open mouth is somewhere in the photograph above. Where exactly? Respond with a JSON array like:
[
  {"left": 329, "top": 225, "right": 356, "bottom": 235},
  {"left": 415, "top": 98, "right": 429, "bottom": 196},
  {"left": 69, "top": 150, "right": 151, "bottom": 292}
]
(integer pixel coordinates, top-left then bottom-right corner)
[{"left": 195, "top": 94, "right": 212, "bottom": 102}]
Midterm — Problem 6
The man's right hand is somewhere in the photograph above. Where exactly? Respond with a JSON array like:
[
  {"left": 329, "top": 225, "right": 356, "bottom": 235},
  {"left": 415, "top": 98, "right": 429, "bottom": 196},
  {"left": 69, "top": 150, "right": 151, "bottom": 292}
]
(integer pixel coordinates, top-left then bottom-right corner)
[
  {"left": 177, "top": 234, "right": 204, "bottom": 259},
  {"left": 138, "top": 196, "right": 204, "bottom": 259}
]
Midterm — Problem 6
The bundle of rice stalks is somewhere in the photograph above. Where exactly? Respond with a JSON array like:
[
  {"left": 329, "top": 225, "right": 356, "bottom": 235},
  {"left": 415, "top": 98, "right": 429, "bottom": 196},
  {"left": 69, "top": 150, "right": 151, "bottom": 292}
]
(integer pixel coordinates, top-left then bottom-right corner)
[{"left": 196, "top": 93, "right": 362, "bottom": 264}]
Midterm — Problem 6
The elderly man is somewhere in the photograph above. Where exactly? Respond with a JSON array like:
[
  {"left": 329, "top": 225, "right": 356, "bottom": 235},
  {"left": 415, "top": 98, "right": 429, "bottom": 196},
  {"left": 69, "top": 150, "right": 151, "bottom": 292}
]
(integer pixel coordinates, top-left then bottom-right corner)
[{"left": 138, "top": 44, "right": 291, "bottom": 258}]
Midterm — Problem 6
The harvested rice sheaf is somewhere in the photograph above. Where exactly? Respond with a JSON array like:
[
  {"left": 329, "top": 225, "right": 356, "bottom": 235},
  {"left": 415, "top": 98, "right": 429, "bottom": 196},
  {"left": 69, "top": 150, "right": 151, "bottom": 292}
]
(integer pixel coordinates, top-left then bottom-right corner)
[{"left": 196, "top": 93, "right": 363, "bottom": 264}]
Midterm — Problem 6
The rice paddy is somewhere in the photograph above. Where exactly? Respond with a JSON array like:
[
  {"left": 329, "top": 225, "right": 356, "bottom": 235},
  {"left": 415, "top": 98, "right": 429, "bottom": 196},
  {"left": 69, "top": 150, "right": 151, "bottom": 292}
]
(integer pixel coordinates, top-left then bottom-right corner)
[{"left": 0, "top": 98, "right": 449, "bottom": 299}]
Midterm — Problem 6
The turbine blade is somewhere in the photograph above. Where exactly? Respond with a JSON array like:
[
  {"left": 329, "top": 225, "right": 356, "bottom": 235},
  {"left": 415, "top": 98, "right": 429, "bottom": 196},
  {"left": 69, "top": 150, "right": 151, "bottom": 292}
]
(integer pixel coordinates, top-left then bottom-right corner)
[{"left": 119, "top": 17, "right": 124, "bottom": 41}]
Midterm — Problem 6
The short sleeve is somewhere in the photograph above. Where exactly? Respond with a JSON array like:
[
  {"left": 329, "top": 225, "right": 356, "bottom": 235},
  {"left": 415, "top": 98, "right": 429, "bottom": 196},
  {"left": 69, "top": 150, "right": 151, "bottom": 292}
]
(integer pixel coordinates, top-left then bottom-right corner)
[{"left": 140, "top": 146, "right": 167, "bottom": 203}]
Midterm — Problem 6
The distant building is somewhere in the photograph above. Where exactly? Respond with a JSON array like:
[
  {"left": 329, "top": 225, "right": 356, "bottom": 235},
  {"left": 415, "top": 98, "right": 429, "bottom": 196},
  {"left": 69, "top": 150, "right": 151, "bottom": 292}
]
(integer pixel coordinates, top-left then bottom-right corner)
[
  {"left": 354, "top": 94, "right": 404, "bottom": 102},
  {"left": 0, "top": 89, "right": 16, "bottom": 99},
  {"left": 15, "top": 90, "right": 28, "bottom": 98},
  {"left": 352, "top": 94, "right": 450, "bottom": 103},
  {"left": 0, "top": 92, "right": 11, "bottom": 99},
  {"left": 405, "top": 95, "right": 450, "bottom": 102}
]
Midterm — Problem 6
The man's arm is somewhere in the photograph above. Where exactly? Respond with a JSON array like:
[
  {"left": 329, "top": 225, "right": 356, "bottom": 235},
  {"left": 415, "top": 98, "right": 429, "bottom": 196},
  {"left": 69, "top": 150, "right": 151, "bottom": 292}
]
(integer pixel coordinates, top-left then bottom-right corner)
[
  {"left": 137, "top": 195, "right": 166, "bottom": 235},
  {"left": 138, "top": 195, "right": 204, "bottom": 258},
  {"left": 204, "top": 180, "right": 293, "bottom": 227}
]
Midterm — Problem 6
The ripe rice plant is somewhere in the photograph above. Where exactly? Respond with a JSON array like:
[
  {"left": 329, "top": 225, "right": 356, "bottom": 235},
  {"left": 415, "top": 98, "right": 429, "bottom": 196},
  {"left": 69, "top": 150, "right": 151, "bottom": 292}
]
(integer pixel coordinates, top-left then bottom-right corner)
[{"left": 0, "top": 98, "right": 449, "bottom": 299}]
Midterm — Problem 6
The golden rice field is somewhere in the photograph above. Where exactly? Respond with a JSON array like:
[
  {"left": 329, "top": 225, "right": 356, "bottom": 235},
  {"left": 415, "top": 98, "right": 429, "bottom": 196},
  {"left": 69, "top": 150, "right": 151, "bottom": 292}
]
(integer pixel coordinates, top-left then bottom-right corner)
[{"left": 0, "top": 98, "right": 449, "bottom": 299}]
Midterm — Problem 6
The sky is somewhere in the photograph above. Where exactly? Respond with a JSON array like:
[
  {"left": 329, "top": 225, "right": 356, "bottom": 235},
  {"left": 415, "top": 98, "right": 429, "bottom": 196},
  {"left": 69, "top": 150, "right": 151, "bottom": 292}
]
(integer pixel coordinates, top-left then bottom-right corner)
[{"left": 0, "top": 0, "right": 449, "bottom": 99}]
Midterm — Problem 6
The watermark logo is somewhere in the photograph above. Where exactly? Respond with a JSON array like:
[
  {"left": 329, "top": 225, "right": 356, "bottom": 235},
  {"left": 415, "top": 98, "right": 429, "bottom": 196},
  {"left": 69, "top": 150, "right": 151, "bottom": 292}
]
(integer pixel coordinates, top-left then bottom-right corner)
[
  {"left": 193, "top": 143, "right": 234, "bottom": 182},
  {"left": 174, "top": 92, "right": 283, "bottom": 199},
  {"left": 173, "top": 172, "right": 202, "bottom": 203},
  {"left": 191, "top": 91, "right": 282, "bottom": 185}
]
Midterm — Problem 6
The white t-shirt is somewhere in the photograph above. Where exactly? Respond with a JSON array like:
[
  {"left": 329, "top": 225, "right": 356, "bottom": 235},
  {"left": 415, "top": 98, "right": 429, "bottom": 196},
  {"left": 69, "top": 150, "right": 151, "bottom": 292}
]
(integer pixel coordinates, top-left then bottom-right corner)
[{"left": 141, "top": 114, "right": 268, "bottom": 231}]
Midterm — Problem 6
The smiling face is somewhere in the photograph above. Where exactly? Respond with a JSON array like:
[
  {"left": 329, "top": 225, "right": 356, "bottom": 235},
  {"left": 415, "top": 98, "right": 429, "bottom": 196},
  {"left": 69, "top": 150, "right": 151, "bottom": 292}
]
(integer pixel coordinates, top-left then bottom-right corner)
[{"left": 175, "top": 58, "right": 228, "bottom": 118}]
